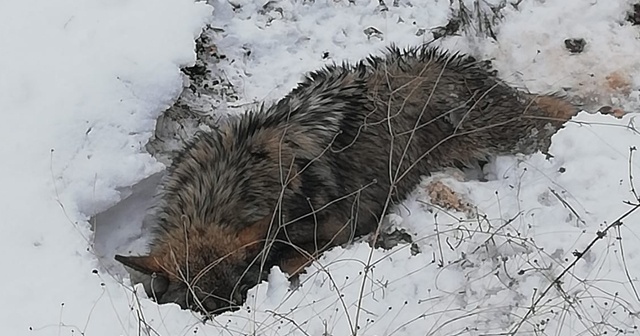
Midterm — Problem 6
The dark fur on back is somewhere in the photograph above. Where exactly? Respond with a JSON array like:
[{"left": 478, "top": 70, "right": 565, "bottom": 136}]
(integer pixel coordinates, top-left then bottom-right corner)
[{"left": 116, "top": 44, "right": 576, "bottom": 314}]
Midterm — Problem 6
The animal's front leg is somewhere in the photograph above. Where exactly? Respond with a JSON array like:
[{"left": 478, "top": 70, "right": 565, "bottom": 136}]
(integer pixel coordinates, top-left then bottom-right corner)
[
  {"left": 278, "top": 249, "right": 315, "bottom": 277},
  {"left": 276, "top": 212, "right": 364, "bottom": 283}
]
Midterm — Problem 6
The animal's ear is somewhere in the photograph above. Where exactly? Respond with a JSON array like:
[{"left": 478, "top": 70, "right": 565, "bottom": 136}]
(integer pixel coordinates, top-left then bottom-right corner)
[
  {"left": 237, "top": 216, "right": 273, "bottom": 252},
  {"left": 115, "top": 255, "right": 164, "bottom": 275}
]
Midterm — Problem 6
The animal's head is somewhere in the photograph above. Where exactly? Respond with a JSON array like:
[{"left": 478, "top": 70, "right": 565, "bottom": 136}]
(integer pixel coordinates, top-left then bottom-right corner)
[{"left": 115, "top": 219, "right": 271, "bottom": 315}]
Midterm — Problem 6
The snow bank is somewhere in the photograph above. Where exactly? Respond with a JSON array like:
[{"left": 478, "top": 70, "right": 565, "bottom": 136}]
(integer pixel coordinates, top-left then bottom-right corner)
[{"left": 0, "top": 0, "right": 211, "bottom": 334}]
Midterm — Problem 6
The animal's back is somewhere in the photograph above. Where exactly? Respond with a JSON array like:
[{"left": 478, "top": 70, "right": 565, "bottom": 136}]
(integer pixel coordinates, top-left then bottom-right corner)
[{"left": 272, "top": 45, "right": 576, "bottom": 239}]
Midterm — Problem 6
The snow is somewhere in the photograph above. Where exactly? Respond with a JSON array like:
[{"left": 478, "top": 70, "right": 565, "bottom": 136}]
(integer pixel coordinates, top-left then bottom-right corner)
[
  {"left": 0, "top": 0, "right": 211, "bottom": 334},
  {"left": 1, "top": 0, "right": 639, "bottom": 335}
]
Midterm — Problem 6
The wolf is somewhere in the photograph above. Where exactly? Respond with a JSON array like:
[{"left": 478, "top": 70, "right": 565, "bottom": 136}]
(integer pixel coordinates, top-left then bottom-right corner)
[{"left": 116, "top": 44, "right": 577, "bottom": 315}]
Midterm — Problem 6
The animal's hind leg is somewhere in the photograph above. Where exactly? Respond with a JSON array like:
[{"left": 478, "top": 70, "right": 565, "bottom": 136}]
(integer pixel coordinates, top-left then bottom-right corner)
[
  {"left": 531, "top": 95, "right": 578, "bottom": 124},
  {"left": 519, "top": 94, "right": 578, "bottom": 155}
]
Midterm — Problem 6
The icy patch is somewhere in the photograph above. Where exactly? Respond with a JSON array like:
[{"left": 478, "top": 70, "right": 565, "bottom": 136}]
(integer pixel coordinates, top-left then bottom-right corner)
[{"left": 92, "top": 172, "right": 163, "bottom": 278}]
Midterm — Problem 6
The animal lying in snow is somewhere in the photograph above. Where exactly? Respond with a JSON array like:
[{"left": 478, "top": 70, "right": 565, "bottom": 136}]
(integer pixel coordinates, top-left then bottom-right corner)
[{"left": 116, "top": 44, "right": 577, "bottom": 315}]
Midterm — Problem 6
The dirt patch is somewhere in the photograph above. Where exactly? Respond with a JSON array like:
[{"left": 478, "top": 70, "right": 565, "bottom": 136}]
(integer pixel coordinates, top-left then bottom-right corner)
[{"left": 146, "top": 26, "right": 240, "bottom": 165}]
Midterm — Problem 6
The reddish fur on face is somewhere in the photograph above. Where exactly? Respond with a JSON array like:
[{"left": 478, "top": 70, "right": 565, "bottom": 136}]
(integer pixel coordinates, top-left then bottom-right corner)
[{"left": 152, "top": 216, "right": 272, "bottom": 280}]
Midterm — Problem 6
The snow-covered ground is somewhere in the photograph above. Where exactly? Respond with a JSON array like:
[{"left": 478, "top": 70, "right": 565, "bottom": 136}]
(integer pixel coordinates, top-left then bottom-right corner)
[{"left": 2, "top": 0, "right": 640, "bottom": 335}]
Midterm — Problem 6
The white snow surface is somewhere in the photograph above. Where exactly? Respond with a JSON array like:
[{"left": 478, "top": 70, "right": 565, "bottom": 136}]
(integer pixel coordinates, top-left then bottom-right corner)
[{"left": 2, "top": 0, "right": 640, "bottom": 335}]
